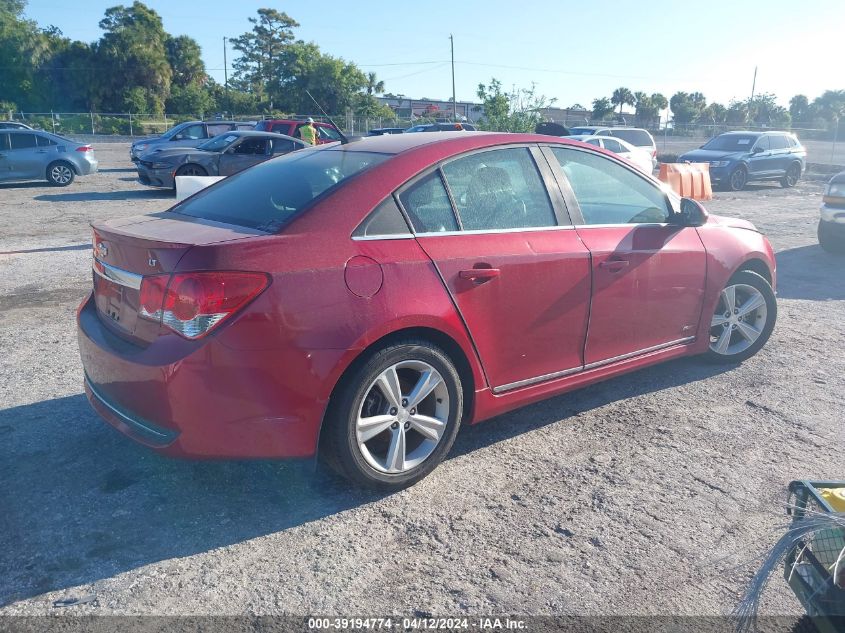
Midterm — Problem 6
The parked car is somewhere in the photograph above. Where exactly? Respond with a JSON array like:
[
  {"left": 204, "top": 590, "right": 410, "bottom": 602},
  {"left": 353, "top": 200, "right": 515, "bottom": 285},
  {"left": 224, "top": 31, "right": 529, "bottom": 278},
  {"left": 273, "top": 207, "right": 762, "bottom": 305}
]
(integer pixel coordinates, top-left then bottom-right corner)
[
  {"left": 567, "top": 134, "right": 654, "bottom": 174},
  {"left": 130, "top": 120, "right": 256, "bottom": 162},
  {"left": 0, "top": 129, "right": 97, "bottom": 186},
  {"left": 253, "top": 119, "right": 343, "bottom": 144},
  {"left": 78, "top": 132, "right": 777, "bottom": 489},
  {"left": 136, "top": 131, "right": 306, "bottom": 190},
  {"left": 405, "top": 122, "right": 477, "bottom": 133},
  {"left": 679, "top": 131, "right": 806, "bottom": 191},
  {"left": 368, "top": 127, "right": 405, "bottom": 136},
  {"left": 568, "top": 126, "right": 657, "bottom": 167},
  {"left": 819, "top": 170, "right": 845, "bottom": 253},
  {"left": 0, "top": 121, "right": 34, "bottom": 130}
]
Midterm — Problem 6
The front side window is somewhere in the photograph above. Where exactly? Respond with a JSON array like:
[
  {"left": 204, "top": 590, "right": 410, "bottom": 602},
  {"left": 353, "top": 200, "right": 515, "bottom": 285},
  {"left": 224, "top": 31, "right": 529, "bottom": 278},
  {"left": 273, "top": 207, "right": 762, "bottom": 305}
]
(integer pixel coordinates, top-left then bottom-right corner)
[
  {"left": 0, "top": 133, "right": 9, "bottom": 150},
  {"left": 9, "top": 133, "right": 37, "bottom": 150},
  {"left": 175, "top": 149, "right": 389, "bottom": 232},
  {"left": 397, "top": 171, "right": 458, "bottom": 233},
  {"left": 197, "top": 134, "right": 238, "bottom": 152},
  {"left": 551, "top": 147, "right": 670, "bottom": 225},
  {"left": 753, "top": 136, "right": 770, "bottom": 152},
  {"left": 609, "top": 129, "right": 652, "bottom": 147},
  {"left": 271, "top": 138, "right": 299, "bottom": 154},
  {"left": 441, "top": 147, "right": 557, "bottom": 231},
  {"left": 317, "top": 126, "right": 342, "bottom": 142},
  {"left": 179, "top": 124, "right": 205, "bottom": 140},
  {"left": 232, "top": 137, "right": 268, "bottom": 155}
]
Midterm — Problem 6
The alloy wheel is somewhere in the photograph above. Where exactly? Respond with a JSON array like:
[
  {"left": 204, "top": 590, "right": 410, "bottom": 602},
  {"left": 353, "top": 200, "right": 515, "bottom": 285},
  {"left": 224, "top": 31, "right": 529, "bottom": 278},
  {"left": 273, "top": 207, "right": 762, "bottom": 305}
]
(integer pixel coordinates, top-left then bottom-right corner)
[
  {"left": 356, "top": 360, "right": 449, "bottom": 474},
  {"left": 785, "top": 165, "right": 800, "bottom": 187},
  {"left": 51, "top": 165, "right": 73, "bottom": 184},
  {"left": 709, "top": 283, "right": 768, "bottom": 356},
  {"left": 730, "top": 168, "right": 747, "bottom": 191}
]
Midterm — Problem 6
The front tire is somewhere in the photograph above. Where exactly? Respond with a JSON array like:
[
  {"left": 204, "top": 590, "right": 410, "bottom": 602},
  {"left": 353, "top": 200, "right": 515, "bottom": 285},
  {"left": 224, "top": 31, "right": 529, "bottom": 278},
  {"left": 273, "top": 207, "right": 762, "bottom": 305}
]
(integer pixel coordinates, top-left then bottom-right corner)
[
  {"left": 47, "top": 161, "right": 75, "bottom": 186},
  {"left": 175, "top": 164, "right": 208, "bottom": 178},
  {"left": 727, "top": 165, "right": 748, "bottom": 191},
  {"left": 704, "top": 270, "right": 777, "bottom": 363},
  {"left": 818, "top": 220, "right": 845, "bottom": 254},
  {"left": 322, "top": 340, "right": 463, "bottom": 489},
  {"left": 781, "top": 163, "right": 801, "bottom": 188}
]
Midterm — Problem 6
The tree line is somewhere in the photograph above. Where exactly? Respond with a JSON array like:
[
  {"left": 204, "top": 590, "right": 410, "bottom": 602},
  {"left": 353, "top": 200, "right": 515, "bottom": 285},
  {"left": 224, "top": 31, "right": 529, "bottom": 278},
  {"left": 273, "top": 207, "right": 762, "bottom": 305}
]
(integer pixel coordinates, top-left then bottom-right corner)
[
  {"left": 587, "top": 86, "right": 845, "bottom": 132},
  {"left": 0, "top": 0, "right": 394, "bottom": 120}
]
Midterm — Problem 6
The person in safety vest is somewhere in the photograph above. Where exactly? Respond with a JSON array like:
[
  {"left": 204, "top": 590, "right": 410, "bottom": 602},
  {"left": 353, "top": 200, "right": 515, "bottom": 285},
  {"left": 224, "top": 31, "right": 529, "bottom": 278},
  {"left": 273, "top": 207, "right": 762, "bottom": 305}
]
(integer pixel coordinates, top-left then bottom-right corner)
[{"left": 300, "top": 117, "right": 318, "bottom": 145}]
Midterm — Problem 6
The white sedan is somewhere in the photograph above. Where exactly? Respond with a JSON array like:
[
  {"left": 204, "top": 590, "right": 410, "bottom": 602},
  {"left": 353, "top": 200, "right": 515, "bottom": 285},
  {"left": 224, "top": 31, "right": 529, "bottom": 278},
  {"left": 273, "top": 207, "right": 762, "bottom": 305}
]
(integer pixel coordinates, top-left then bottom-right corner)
[{"left": 566, "top": 134, "right": 654, "bottom": 174}]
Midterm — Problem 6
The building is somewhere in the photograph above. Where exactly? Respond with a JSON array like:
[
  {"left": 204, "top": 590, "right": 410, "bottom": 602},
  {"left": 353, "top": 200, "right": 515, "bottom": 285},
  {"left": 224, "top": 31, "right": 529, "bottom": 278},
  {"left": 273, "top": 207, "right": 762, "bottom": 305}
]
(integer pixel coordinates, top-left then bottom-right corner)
[{"left": 376, "top": 96, "right": 485, "bottom": 123}]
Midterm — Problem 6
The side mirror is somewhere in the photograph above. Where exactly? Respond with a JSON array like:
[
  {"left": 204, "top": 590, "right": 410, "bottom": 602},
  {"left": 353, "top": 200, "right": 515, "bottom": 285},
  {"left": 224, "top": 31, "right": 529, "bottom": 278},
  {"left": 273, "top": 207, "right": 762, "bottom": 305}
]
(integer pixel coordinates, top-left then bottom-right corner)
[{"left": 676, "top": 198, "right": 709, "bottom": 227}]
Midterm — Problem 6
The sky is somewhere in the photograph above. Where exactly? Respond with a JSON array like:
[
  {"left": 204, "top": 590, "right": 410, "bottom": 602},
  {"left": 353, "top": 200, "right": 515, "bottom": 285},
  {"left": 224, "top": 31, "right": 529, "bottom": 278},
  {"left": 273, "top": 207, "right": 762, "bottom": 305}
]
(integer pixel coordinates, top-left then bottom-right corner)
[{"left": 21, "top": 0, "right": 845, "bottom": 111}]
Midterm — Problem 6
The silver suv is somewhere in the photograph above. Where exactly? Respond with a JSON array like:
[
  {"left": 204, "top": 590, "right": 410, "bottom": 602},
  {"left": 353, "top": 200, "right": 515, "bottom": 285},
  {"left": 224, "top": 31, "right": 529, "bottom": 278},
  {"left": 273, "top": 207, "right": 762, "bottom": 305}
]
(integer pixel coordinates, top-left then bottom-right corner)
[{"left": 0, "top": 130, "right": 98, "bottom": 186}]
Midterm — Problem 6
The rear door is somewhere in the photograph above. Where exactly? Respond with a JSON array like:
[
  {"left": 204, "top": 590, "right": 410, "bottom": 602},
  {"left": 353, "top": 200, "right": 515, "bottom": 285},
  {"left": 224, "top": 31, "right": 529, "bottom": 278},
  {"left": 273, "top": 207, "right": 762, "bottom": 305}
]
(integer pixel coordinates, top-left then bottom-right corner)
[
  {"left": 402, "top": 145, "right": 592, "bottom": 392},
  {"left": 7, "top": 132, "right": 43, "bottom": 179},
  {"left": 545, "top": 145, "right": 706, "bottom": 365},
  {"left": 767, "top": 134, "right": 792, "bottom": 175},
  {"left": 748, "top": 135, "right": 772, "bottom": 177}
]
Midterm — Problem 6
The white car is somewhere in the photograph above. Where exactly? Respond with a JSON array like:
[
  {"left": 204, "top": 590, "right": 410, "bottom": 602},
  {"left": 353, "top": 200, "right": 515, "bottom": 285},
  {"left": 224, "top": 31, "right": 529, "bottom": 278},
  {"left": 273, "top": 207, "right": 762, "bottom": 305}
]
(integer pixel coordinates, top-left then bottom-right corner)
[{"left": 567, "top": 134, "right": 654, "bottom": 174}]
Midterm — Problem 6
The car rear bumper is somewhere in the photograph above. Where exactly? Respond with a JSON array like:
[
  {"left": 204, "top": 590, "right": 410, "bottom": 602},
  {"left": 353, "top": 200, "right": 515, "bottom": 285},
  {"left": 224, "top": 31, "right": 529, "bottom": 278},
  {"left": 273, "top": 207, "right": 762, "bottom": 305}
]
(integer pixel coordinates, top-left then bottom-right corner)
[
  {"left": 136, "top": 164, "right": 175, "bottom": 188},
  {"left": 77, "top": 157, "right": 98, "bottom": 176},
  {"left": 77, "top": 292, "right": 322, "bottom": 459}
]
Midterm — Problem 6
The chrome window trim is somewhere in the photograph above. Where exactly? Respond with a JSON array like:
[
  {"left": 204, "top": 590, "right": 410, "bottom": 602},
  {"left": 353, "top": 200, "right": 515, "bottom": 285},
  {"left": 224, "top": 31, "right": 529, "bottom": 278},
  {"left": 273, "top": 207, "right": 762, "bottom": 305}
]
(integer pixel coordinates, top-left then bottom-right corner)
[
  {"left": 351, "top": 233, "right": 415, "bottom": 241},
  {"left": 492, "top": 337, "right": 695, "bottom": 394},
  {"left": 573, "top": 222, "right": 673, "bottom": 229},
  {"left": 93, "top": 258, "right": 143, "bottom": 290},
  {"left": 414, "top": 224, "right": 577, "bottom": 238}
]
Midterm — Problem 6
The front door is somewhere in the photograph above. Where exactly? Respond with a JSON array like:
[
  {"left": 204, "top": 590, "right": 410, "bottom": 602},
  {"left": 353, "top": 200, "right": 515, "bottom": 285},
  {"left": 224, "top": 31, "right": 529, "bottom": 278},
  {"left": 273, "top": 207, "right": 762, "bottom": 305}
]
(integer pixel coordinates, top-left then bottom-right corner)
[
  {"left": 398, "top": 147, "right": 592, "bottom": 392},
  {"left": 546, "top": 145, "right": 707, "bottom": 365},
  {"left": 218, "top": 137, "right": 270, "bottom": 176}
]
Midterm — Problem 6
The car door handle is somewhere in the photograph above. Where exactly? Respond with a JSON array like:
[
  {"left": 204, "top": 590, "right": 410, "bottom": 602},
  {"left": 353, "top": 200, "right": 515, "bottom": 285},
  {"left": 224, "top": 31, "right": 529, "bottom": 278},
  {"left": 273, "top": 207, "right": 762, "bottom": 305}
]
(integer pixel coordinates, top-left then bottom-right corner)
[
  {"left": 599, "top": 259, "right": 629, "bottom": 272},
  {"left": 459, "top": 268, "right": 500, "bottom": 282}
]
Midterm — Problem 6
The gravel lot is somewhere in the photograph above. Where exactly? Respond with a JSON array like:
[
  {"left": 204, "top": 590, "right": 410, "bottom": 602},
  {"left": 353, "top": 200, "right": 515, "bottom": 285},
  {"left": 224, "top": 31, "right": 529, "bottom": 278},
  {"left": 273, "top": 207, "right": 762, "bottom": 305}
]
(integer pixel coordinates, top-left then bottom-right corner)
[{"left": 0, "top": 143, "right": 842, "bottom": 621}]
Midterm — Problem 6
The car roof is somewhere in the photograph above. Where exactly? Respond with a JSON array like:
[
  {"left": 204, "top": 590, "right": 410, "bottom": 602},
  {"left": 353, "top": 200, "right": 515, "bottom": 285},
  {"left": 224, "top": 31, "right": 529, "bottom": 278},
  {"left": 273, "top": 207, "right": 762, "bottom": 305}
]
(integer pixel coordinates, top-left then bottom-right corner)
[
  {"left": 262, "top": 119, "right": 336, "bottom": 126},
  {"left": 717, "top": 131, "right": 764, "bottom": 137},
  {"left": 222, "top": 130, "right": 301, "bottom": 140}
]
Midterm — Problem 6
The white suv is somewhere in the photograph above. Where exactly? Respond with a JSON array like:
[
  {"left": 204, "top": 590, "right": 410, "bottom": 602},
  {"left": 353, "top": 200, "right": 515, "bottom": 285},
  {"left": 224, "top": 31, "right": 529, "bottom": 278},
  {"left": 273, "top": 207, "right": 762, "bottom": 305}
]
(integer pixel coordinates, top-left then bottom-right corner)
[{"left": 568, "top": 126, "right": 658, "bottom": 168}]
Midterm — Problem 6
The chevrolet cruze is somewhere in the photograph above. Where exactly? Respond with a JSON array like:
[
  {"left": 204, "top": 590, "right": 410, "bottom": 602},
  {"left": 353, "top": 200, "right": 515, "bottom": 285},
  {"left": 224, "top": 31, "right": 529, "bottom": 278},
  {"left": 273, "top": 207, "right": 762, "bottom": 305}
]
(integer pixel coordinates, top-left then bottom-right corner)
[{"left": 78, "top": 132, "right": 778, "bottom": 489}]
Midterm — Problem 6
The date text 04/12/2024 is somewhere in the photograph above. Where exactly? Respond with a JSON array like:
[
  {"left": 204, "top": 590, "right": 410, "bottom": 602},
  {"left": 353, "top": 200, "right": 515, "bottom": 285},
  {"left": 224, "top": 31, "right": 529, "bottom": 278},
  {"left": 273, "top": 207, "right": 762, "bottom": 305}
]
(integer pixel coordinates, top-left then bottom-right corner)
[{"left": 307, "top": 617, "right": 527, "bottom": 630}]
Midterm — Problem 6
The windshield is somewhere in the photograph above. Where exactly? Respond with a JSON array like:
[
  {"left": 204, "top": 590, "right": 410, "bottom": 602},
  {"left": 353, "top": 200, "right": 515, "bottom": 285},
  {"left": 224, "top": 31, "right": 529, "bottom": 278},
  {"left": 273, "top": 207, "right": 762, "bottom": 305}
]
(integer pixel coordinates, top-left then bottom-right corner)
[
  {"left": 702, "top": 135, "right": 759, "bottom": 152},
  {"left": 197, "top": 134, "right": 239, "bottom": 152},
  {"left": 174, "top": 149, "right": 390, "bottom": 232}
]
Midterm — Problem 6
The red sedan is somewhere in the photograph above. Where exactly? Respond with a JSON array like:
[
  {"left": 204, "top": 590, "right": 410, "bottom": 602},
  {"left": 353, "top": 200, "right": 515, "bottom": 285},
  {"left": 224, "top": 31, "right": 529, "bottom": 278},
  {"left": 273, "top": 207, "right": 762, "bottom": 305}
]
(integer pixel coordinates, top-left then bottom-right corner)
[{"left": 77, "top": 132, "right": 777, "bottom": 489}]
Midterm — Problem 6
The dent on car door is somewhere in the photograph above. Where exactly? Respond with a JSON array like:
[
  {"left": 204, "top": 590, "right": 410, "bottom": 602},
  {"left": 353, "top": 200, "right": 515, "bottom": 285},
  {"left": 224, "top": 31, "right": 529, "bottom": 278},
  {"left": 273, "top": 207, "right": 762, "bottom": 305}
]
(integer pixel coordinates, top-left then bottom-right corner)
[
  {"left": 545, "top": 146, "right": 706, "bottom": 365},
  {"left": 404, "top": 146, "right": 592, "bottom": 392}
]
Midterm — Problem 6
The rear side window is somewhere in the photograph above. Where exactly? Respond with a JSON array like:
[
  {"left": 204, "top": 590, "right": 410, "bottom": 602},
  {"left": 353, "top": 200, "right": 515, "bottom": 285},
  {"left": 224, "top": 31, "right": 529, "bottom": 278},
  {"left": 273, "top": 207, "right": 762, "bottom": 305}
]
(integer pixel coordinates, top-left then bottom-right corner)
[
  {"left": 353, "top": 197, "right": 411, "bottom": 237},
  {"left": 397, "top": 171, "right": 458, "bottom": 233},
  {"left": 602, "top": 139, "right": 626, "bottom": 153},
  {"left": 769, "top": 135, "right": 789, "bottom": 150},
  {"left": 36, "top": 135, "right": 57, "bottom": 147},
  {"left": 271, "top": 138, "right": 299, "bottom": 154},
  {"left": 9, "top": 133, "right": 37, "bottom": 149},
  {"left": 551, "top": 147, "right": 670, "bottom": 225},
  {"left": 253, "top": 121, "right": 269, "bottom": 131},
  {"left": 207, "top": 124, "right": 232, "bottom": 137},
  {"left": 175, "top": 149, "right": 389, "bottom": 232},
  {"left": 608, "top": 129, "right": 652, "bottom": 147},
  {"left": 441, "top": 147, "right": 557, "bottom": 231}
]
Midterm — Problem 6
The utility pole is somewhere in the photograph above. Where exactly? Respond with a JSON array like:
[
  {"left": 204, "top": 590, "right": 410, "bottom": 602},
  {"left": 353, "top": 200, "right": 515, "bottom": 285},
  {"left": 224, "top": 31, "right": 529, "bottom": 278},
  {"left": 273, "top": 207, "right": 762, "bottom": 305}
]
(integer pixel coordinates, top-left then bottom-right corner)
[
  {"left": 223, "top": 37, "right": 230, "bottom": 117},
  {"left": 450, "top": 34, "right": 457, "bottom": 122}
]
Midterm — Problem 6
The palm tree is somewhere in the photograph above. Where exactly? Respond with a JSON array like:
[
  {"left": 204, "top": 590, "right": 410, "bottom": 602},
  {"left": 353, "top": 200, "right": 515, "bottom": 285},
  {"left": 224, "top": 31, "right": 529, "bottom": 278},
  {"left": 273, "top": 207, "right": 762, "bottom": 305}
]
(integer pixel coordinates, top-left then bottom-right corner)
[
  {"left": 366, "top": 72, "right": 385, "bottom": 96},
  {"left": 611, "top": 87, "right": 634, "bottom": 114}
]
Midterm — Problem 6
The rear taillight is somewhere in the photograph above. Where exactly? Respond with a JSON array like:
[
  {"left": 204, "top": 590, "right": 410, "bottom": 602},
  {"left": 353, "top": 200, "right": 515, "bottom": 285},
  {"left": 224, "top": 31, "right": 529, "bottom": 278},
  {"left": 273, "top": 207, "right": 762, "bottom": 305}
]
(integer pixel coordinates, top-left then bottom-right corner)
[
  {"left": 76, "top": 145, "right": 92, "bottom": 152},
  {"left": 138, "top": 271, "right": 269, "bottom": 339}
]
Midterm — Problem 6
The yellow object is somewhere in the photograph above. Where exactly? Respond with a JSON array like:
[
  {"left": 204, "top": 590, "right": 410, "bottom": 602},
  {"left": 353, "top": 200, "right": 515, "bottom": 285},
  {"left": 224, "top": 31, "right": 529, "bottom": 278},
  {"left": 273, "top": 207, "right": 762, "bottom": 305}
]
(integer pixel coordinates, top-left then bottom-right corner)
[
  {"left": 819, "top": 488, "right": 845, "bottom": 512},
  {"left": 300, "top": 124, "right": 317, "bottom": 146}
]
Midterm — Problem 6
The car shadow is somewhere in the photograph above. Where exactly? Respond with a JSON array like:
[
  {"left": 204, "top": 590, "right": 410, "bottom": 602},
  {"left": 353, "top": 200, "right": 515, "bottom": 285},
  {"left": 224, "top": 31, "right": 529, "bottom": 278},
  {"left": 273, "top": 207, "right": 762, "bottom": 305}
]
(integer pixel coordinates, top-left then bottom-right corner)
[
  {"left": 0, "top": 356, "right": 730, "bottom": 607},
  {"left": 774, "top": 244, "right": 845, "bottom": 300},
  {"left": 0, "top": 181, "right": 52, "bottom": 190},
  {"left": 98, "top": 168, "right": 135, "bottom": 173},
  {"left": 33, "top": 190, "right": 172, "bottom": 202}
]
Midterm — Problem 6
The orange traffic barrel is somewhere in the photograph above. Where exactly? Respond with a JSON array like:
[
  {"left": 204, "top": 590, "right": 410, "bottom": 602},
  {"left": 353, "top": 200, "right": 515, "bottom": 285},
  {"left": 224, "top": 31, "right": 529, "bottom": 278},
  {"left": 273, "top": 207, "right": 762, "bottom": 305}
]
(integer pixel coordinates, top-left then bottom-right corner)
[{"left": 658, "top": 162, "right": 713, "bottom": 201}]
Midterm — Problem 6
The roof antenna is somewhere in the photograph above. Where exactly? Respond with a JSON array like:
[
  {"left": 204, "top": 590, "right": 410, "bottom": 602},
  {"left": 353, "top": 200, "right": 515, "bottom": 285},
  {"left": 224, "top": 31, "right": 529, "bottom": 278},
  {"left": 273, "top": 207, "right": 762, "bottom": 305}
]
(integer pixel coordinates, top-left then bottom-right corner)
[{"left": 305, "top": 89, "right": 349, "bottom": 144}]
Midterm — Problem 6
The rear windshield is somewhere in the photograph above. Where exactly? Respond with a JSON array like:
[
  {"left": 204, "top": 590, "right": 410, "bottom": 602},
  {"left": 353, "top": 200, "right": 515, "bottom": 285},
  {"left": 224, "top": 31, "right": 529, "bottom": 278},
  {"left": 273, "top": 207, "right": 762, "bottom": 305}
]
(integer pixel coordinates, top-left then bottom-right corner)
[
  {"left": 702, "top": 135, "right": 759, "bottom": 151},
  {"left": 174, "top": 149, "right": 390, "bottom": 232},
  {"left": 607, "top": 129, "right": 653, "bottom": 147}
]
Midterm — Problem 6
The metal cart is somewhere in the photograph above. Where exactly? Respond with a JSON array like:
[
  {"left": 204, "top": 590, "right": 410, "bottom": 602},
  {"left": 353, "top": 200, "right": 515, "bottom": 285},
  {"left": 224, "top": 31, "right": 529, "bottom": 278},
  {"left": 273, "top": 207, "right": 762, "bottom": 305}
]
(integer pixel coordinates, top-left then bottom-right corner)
[{"left": 785, "top": 480, "right": 845, "bottom": 633}]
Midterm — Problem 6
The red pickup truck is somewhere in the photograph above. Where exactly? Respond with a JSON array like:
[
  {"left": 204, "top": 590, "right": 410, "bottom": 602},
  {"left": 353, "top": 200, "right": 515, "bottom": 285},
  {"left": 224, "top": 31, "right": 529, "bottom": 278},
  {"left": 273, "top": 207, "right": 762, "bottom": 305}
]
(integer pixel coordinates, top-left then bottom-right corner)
[{"left": 253, "top": 119, "right": 343, "bottom": 144}]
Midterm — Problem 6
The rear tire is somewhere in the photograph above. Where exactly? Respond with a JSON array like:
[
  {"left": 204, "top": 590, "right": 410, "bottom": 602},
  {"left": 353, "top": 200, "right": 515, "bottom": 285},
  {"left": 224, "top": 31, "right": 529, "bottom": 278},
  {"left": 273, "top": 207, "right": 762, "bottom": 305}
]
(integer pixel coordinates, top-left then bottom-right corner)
[
  {"left": 321, "top": 339, "right": 463, "bottom": 489},
  {"left": 46, "top": 161, "right": 75, "bottom": 187},
  {"left": 818, "top": 220, "right": 845, "bottom": 254},
  {"left": 704, "top": 270, "right": 776, "bottom": 364},
  {"left": 781, "top": 163, "right": 801, "bottom": 188}
]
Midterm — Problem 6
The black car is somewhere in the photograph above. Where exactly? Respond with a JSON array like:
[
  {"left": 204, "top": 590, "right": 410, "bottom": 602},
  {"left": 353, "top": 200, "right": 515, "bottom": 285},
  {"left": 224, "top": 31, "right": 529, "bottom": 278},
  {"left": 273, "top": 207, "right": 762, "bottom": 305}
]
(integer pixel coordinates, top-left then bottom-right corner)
[
  {"left": 367, "top": 127, "right": 405, "bottom": 136},
  {"left": 136, "top": 131, "right": 305, "bottom": 189}
]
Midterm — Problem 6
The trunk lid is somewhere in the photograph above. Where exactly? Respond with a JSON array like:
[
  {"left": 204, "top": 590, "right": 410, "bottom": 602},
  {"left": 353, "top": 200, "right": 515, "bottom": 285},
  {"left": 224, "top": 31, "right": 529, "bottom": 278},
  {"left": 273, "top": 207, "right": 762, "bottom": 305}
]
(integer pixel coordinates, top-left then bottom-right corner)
[{"left": 91, "top": 213, "right": 262, "bottom": 344}]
